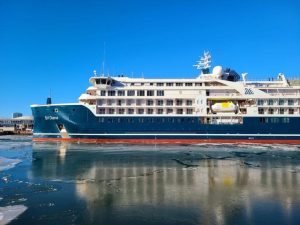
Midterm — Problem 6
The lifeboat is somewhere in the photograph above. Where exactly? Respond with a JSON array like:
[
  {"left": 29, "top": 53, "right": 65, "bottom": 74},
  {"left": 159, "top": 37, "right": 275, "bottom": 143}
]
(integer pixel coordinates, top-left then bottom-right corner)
[{"left": 211, "top": 101, "right": 237, "bottom": 113}]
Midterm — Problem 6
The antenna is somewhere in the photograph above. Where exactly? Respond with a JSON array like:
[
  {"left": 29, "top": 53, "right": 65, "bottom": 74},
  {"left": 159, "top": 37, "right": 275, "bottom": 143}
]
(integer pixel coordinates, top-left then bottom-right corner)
[{"left": 101, "top": 42, "right": 106, "bottom": 77}]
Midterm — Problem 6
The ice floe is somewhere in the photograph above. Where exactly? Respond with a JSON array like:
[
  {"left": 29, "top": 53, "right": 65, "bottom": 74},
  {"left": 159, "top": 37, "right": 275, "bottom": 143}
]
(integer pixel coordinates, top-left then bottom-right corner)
[
  {"left": 0, "top": 205, "right": 27, "bottom": 225},
  {"left": 0, "top": 157, "right": 21, "bottom": 172}
]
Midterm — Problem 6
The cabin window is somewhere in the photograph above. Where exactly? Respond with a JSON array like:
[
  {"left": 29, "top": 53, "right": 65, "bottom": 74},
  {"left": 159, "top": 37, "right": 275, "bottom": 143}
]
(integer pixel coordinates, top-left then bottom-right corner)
[
  {"left": 128, "top": 108, "right": 134, "bottom": 114},
  {"left": 108, "top": 108, "right": 115, "bottom": 114},
  {"left": 101, "top": 90, "right": 106, "bottom": 96},
  {"left": 167, "top": 108, "right": 173, "bottom": 114},
  {"left": 289, "top": 108, "right": 294, "bottom": 114},
  {"left": 177, "top": 109, "right": 183, "bottom": 114},
  {"left": 157, "top": 100, "right": 163, "bottom": 106},
  {"left": 166, "top": 83, "right": 173, "bottom": 86},
  {"left": 176, "top": 83, "right": 183, "bottom": 86},
  {"left": 186, "top": 108, "right": 193, "bottom": 114},
  {"left": 279, "top": 108, "right": 284, "bottom": 114},
  {"left": 108, "top": 90, "right": 116, "bottom": 96},
  {"left": 137, "top": 90, "right": 145, "bottom": 96},
  {"left": 101, "top": 79, "right": 107, "bottom": 85},
  {"left": 107, "top": 99, "right": 113, "bottom": 106},
  {"left": 98, "top": 108, "right": 105, "bottom": 114},
  {"left": 157, "top": 83, "right": 164, "bottom": 86},
  {"left": 186, "top": 100, "right": 193, "bottom": 106},
  {"left": 268, "top": 99, "right": 273, "bottom": 105},
  {"left": 138, "top": 109, "right": 144, "bottom": 114},
  {"left": 166, "top": 100, "right": 173, "bottom": 106},
  {"left": 127, "top": 90, "right": 135, "bottom": 96},
  {"left": 278, "top": 99, "right": 284, "bottom": 105},
  {"left": 147, "top": 108, "right": 154, "bottom": 114},
  {"left": 97, "top": 100, "right": 104, "bottom": 106},
  {"left": 157, "top": 108, "right": 163, "bottom": 114},
  {"left": 185, "top": 83, "right": 193, "bottom": 86},
  {"left": 157, "top": 90, "right": 164, "bottom": 96},
  {"left": 258, "top": 108, "right": 264, "bottom": 114},
  {"left": 288, "top": 99, "right": 294, "bottom": 106},
  {"left": 176, "top": 99, "right": 183, "bottom": 106},
  {"left": 195, "top": 83, "right": 202, "bottom": 86},
  {"left": 118, "top": 108, "right": 125, "bottom": 114},
  {"left": 147, "top": 100, "right": 154, "bottom": 106},
  {"left": 136, "top": 99, "right": 142, "bottom": 106},
  {"left": 117, "top": 100, "right": 122, "bottom": 106},
  {"left": 257, "top": 100, "right": 264, "bottom": 105},
  {"left": 95, "top": 79, "right": 100, "bottom": 84},
  {"left": 118, "top": 90, "right": 125, "bottom": 96},
  {"left": 268, "top": 108, "right": 274, "bottom": 114},
  {"left": 147, "top": 90, "right": 154, "bottom": 96}
]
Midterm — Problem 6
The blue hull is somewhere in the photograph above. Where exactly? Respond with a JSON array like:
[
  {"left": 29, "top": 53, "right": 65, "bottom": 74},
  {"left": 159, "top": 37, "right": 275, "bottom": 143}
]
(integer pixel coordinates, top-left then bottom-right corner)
[{"left": 31, "top": 104, "right": 300, "bottom": 143}]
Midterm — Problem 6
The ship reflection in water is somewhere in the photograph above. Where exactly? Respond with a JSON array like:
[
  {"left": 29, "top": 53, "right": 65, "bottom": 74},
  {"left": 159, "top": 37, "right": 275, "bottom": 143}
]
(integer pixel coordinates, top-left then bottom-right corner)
[{"left": 30, "top": 143, "right": 300, "bottom": 225}]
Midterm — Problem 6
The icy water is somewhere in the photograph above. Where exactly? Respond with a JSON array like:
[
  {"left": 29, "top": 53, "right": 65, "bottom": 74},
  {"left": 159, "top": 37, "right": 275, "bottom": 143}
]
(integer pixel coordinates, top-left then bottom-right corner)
[{"left": 1, "top": 136, "right": 300, "bottom": 225}]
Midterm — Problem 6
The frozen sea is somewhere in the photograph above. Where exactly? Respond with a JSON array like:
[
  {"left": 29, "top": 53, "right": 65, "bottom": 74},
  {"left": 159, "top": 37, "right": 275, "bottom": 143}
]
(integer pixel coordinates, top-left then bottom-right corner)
[{"left": 1, "top": 136, "right": 300, "bottom": 225}]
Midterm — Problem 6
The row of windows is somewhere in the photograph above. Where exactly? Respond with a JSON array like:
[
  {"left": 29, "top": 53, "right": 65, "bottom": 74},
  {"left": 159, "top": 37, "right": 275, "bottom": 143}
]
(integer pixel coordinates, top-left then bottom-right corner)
[
  {"left": 257, "top": 99, "right": 296, "bottom": 106},
  {"left": 97, "top": 108, "right": 194, "bottom": 115},
  {"left": 101, "top": 90, "right": 165, "bottom": 97},
  {"left": 98, "top": 99, "right": 194, "bottom": 106},
  {"left": 259, "top": 117, "right": 290, "bottom": 123},
  {"left": 98, "top": 117, "right": 197, "bottom": 123},
  {"left": 128, "top": 82, "right": 203, "bottom": 87},
  {"left": 258, "top": 108, "right": 295, "bottom": 114}
]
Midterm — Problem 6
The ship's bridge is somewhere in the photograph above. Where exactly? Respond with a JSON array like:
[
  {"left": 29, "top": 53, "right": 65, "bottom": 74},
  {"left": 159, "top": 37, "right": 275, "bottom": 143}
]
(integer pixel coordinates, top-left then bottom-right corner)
[{"left": 89, "top": 76, "right": 116, "bottom": 88}]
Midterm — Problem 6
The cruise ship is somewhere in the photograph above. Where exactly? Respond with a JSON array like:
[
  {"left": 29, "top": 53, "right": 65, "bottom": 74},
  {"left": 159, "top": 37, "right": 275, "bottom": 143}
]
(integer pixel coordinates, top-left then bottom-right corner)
[{"left": 31, "top": 52, "right": 300, "bottom": 144}]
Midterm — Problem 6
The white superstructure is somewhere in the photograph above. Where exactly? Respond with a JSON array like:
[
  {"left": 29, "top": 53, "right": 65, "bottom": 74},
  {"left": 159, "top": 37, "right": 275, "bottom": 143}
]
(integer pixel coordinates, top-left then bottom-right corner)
[{"left": 78, "top": 52, "right": 300, "bottom": 124}]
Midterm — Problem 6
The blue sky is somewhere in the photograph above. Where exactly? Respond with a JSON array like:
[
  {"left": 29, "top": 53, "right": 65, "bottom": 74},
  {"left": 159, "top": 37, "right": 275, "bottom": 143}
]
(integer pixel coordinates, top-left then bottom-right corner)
[{"left": 0, "top": 0, "right": 299, "bottom": 117}]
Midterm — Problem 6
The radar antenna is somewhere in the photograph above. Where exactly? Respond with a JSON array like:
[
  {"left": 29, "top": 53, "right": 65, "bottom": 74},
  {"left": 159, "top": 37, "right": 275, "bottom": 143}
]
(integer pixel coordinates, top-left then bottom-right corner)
[{"left": 193, "top": 51, "right": 211, "bottom": 74}]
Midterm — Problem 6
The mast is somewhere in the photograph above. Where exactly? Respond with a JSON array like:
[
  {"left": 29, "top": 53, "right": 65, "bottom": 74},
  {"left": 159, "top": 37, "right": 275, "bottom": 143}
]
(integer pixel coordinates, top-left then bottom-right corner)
[{"left": 194, "top": 51, "right": 211, "bottom": 75}]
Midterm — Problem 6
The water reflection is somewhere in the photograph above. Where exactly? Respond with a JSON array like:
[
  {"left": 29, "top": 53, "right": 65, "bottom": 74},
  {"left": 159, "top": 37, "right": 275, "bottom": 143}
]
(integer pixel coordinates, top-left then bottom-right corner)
[{"left": 31, "top": 142, "right": 300, "bottom": 225}]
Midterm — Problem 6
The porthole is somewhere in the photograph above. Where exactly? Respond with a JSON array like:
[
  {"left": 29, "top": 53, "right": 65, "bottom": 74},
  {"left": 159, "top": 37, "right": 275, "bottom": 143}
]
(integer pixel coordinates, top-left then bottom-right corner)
[{"left": 54, "top": 108, "right": 58, "bottom": 113}]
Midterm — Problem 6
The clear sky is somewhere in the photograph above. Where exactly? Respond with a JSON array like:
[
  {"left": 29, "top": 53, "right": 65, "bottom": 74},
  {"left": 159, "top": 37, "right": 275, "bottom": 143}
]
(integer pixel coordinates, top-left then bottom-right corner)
[{"left": 0, "top": 0, "right": 299, "bottom": 117}]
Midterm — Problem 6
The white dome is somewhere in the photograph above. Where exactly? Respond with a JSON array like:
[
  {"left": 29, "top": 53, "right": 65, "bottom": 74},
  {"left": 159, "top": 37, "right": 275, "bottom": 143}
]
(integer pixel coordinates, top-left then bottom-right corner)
[{"left": 212, "top": 66, "right": 223, "bottom": 76}]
